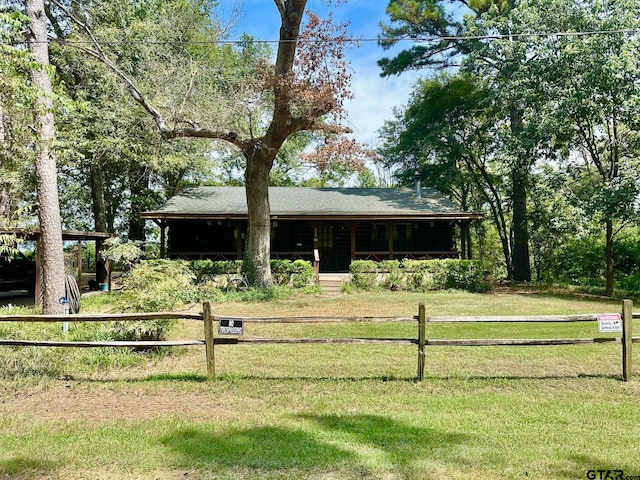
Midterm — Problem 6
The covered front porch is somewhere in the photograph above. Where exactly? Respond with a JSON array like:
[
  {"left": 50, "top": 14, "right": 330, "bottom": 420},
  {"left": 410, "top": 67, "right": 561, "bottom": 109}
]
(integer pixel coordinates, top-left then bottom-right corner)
[{"left": 160, "top": 218, "right": 464, "bottom": 273}]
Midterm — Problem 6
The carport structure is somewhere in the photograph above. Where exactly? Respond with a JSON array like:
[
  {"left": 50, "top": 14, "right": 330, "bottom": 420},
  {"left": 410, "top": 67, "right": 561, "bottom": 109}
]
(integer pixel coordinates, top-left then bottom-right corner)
[{"left": 1, "top": 228, "right": 111, "bottom": 303}]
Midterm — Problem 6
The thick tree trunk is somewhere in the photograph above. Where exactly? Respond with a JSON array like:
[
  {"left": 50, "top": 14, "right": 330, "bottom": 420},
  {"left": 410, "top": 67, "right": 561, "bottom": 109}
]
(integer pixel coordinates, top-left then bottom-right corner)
[
  {"left": 89, "top": 158, "right": 108, "bottom": 283},
  {"left": 509, "top": 109, "right": 531, "bottom": 282},
  {"left": 26, "top": 0, "right": 66, "bottom": 313},
  {"left": 605, "top": 219, "right": 614, "bottom": 297},
  {"left": 511, "top": 163, "right": 531, "bottom": 281},
  {"left": 244, "top": 152, "right": 273, "bottom": 286}
]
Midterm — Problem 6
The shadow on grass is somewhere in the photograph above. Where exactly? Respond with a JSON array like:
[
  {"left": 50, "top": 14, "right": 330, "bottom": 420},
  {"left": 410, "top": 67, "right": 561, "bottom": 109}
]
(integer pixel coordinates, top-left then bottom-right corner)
[
  {"left": 143, "top": 372, "right": 209, "bottom": 382},
  {"left": 75, "top": 373, "right": 419, "bottom": 384},
  {"left": 495, "top": 284, "right": 625, "bottom": 305},
  {"left": 160, "top": 414, "right": 465, "bottom": 476},
  {"left": 0, "top": 457, "right": 57, "bottom": 478},
  {"left": 300, "top": 413, "right": 466, "bottom": 475},
  {"left": 421, "top": 372, "right": 622, "bottom": 382},
  {"left": 214, "top": 374, "right": 418, "bottom": 382},
  {"left": 161, "top": 426, "right": 352, "bottom": 471}
]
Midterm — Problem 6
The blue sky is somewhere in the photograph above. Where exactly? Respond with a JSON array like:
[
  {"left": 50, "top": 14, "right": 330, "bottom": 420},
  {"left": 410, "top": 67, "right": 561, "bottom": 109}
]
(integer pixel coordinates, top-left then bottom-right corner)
[{"left": 227, "top": 0, "right": 422, "bottom": 148}]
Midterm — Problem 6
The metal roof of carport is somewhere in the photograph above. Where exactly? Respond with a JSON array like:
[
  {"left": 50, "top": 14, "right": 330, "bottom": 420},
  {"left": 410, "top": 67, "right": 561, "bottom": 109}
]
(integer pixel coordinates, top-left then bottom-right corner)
[{"left": 1, "top": 228, "right": 112, "bottom": 241}]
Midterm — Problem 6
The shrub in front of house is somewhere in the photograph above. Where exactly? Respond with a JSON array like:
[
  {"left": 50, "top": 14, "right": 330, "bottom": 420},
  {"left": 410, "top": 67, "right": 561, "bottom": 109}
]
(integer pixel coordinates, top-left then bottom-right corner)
[
  {"left": 188, "top": 260, "right": 243, "bottom": 282},
  {"left": 271, "top": 259, "right": 316, "bottom": 288},
  {"left": 106, "top": 260, "right": 195, "bottom": 341},
  {"left": 349, "top": 259, "right": 489, "bottom": 293},
  {"left": 188, "top": 259, "right": 316, "bottom": 289},
  {"left": 349, "top": 260, "right": 378, "bottom": 290}
]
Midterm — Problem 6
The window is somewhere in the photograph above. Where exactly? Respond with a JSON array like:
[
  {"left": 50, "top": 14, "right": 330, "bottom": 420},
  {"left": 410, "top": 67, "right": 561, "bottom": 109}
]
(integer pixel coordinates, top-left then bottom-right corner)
[
  {"left": 318, "top": 225, "right": 334, "bottom": 247},
  {"left": 371, "top": 223, "right": 387, "bottom": 240},
  {"left": 394, "top": 223, "right": 413, "bottom": 241}
]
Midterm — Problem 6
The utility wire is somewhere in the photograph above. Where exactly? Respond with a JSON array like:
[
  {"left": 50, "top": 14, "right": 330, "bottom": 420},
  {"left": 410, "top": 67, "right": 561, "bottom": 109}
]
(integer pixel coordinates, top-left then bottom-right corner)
[{"left": 15, "top": 27, "right": 640, "bottom": 47}]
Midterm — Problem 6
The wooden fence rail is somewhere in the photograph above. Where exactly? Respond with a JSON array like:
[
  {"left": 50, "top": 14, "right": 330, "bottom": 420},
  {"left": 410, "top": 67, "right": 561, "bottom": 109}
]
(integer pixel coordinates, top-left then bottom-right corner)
[
  {"left": 0, "top": 312, "right": 204, "bottom": 350},
  {"left": 416, "top": 299, "right": 636, "bottom": 381},
  {"left": 0, "top": 300, "right": 637, "bottom": 381}
]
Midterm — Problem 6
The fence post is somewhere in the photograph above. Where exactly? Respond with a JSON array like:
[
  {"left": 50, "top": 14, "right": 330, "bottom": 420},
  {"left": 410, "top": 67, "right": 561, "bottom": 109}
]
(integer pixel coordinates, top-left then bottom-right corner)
[
  {"left": 203, "top": 302, "right": 215, "bottom": 379},
  {"left": 622, "top": 299, "right": 633, "bottom": 382},
  {"left": 417, "top": 302, "right": 426, "bottom": 381}
]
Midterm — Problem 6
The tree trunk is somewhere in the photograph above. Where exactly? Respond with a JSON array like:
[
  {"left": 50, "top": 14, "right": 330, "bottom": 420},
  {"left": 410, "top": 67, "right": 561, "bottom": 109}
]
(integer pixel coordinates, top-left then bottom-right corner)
[
  {"left": 244, "top": 151, "right": 273, "bottom": 286},
  {"left": 0, "top": 105, "right": 10, "bottom": 228},
  {"left": 509, "top": 109, "right": 531, "bottom": 282},
  {"left": 511, "top": 162, "right": 531, "bottom": 281},
  {"left": 605, "top": 218, "right": 614, "bottom": 297},
  {"left": 127, "top": 164, "right": 149, "bottom": 242},
  {"left": 26, "top": 0, "right": 65, "bottom": 313},
  {"left": 89, "top": 158, "right": 108, "bottom": 283},
  {"left": 460, "top": 225, "right": 467, "bottom": 260}
]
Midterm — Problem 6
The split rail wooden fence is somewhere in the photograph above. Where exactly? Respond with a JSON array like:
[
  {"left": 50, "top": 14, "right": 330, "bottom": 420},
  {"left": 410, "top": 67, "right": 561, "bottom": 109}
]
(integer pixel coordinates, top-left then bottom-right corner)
[{"left": 0, "top": 300, "right": 638, "bottom": 381}]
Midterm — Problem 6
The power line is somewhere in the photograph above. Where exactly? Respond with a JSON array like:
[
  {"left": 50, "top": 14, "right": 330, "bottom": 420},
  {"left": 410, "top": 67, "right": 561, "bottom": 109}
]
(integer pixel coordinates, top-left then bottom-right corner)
[{"left": 22, "top": 27, "right": 640, "bottom": 47}]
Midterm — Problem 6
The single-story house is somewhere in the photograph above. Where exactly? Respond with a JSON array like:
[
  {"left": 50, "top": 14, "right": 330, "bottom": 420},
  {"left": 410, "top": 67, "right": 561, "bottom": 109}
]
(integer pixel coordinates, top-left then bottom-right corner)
[{"left": 142, "top": 186, "right": 483, "bottom": 273}]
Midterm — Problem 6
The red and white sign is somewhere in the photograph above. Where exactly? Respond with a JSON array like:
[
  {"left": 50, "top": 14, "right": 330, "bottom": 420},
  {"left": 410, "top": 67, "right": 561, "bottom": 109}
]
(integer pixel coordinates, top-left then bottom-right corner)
[{"left": 597, "top": 314, "right": 622, "bottom": 333}]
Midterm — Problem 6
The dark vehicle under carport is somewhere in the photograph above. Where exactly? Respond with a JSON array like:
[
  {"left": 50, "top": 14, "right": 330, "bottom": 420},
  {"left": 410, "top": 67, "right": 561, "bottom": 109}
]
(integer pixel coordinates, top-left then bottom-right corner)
[{"left": 0, "top": 251, "right": 36, "bottom": 296}]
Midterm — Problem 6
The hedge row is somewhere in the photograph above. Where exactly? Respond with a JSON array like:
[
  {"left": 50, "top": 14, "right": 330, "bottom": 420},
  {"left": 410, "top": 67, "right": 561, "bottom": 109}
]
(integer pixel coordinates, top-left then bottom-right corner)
[
  {"left": 188, "top": 259, "right": 316, "bottom": 288},
  {"left": 349, "top": 259, "right": 489, "bottom": 293}
]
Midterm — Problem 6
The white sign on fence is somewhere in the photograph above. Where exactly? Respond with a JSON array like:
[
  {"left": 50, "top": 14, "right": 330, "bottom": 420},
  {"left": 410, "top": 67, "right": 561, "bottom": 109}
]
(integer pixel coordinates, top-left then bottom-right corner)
[
  {"left": 597, "top": 314, "right": 622, "bottom": 333},
  {"left": 218, "top": 318, "right": 244, "bottom": 336}
]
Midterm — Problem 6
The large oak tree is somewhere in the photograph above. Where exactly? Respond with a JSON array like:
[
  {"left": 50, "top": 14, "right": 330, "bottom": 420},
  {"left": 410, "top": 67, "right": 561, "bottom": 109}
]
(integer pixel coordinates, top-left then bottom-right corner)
[{"left": 54, "top": 0, "right": 356, "bottom": 286}]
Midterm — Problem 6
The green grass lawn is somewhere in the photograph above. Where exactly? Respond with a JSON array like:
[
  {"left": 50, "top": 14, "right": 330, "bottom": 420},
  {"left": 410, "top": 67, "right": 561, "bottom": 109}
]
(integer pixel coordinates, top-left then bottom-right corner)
[{"left": 0, "top": 289, "right": 639, "bottom": 479}]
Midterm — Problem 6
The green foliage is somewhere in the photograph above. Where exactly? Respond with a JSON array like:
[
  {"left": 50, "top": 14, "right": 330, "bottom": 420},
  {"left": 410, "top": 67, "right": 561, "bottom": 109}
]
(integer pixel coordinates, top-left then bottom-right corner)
[
  {"left": 189, "top": 259, "right": 318, "bottom": 302},
  {"left": 188, "top": 260, "right": 243, "bottom": 281},
  {"left": 617, "top": 273, "right": 640, "bottom": 293},
  {"left": 544, "top": 228, "right": 640, "bottom": 290},
  {"left": 118, "top": 260, "right": 194, "bottom": 312},
  {"left": 270, "top": 259, "right": 315, "bottom": 288},
  {"left": 613, "top": 230, "right": 640, "bottom": 275},
  {"left": 188, "top": 259, "right": 315, "bottom": 289},
  {"left": 349, "top": 259, "right": 489, "bottom": 293},
  {"left": 100, "top": 320, "right": 174, "bottom": 342},
  {"left": 101, "top": 238, "right": 144, "bottom": 268},
  {"left": 547, "top": 236, "right": 604, "bottom": 286},
  {"left": 0, "top": 317, "right": 146, "bottom": 380},
  {"left": 108, "top": 260, "right": 195, "bottom": 341},
  {"left": 349, "top": 260, "right": 378, "bottom": 290}
]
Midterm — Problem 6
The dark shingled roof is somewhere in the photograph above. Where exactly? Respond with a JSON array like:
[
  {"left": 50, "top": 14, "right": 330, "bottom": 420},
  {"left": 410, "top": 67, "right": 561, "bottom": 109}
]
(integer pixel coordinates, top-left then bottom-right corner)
[{"left": 142, "top": 186, "right": 482, "bottom": 221}]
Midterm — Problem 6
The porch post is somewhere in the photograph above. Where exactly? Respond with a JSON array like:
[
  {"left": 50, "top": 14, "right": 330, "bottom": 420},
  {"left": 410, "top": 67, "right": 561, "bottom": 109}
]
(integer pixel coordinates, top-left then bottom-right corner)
[
  {"left": 76, "top": 240, "right": 83, "bottom": 284},
  {"left": 235, "top": 222, "right": 244, "bottom": 259},
  {"left": 312, "top": 224, "right": 319, "bottom": 275},
  {"left": 159, "top": 220, "right": 166, "bottom": 258},
  {"left": 349, "top": 222, "right": 357, "bottom": 261},
  {"left": 387, "top": 221, "right": 396, "bottom": 260}
]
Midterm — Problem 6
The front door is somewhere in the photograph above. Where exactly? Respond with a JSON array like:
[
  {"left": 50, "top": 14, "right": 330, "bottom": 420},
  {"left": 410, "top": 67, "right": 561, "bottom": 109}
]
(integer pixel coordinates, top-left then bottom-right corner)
[{"left": 317, "top": 225, "right": 336, "bottom": 272}]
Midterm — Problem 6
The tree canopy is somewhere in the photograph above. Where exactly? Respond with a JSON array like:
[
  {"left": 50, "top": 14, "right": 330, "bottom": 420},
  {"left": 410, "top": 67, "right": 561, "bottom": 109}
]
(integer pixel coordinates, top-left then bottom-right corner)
[{"left": 378, "top": 0, "right": 640, "bottom": 292}]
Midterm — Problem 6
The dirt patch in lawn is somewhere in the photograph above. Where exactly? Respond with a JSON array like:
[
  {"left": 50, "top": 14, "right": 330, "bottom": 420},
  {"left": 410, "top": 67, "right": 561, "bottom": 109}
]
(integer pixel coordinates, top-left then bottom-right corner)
[{"left": 0, "top": 347, "right": 243, "bottom": 425}]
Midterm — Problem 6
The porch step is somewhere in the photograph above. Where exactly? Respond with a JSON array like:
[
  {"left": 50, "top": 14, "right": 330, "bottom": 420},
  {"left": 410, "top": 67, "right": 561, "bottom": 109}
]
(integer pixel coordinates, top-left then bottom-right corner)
[{"left": 318, "top": 273, "right": 351, "bottom": 293}]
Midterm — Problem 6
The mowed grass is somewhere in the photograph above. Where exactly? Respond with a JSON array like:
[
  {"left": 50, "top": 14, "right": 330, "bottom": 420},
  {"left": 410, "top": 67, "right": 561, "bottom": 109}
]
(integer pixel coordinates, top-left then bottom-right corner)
[{"left": 1, "top": 289, "right": 639, "bottom": 479}]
